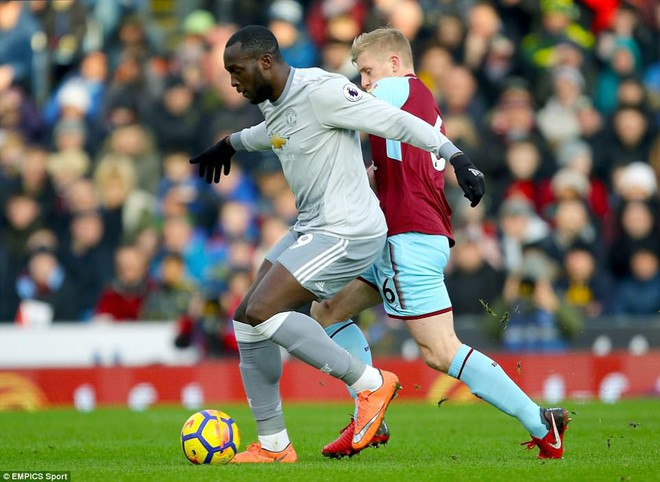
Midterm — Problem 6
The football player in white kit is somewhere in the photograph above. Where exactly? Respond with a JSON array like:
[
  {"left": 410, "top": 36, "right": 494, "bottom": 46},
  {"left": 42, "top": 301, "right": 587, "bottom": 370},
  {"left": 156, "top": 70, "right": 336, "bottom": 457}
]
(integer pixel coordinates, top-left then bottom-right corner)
[{"left": 189, "top": 25, "right": 484, "bottom": 463}]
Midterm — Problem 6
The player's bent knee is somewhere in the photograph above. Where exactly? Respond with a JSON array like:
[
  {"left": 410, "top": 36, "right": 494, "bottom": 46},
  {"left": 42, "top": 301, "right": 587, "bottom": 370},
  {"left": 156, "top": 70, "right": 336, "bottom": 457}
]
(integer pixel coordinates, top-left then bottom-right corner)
[
  {"left": 244, "top": 300, "right": 275, "bottom": 327},
  {"left": 420, "top": 348, "right": 453, "bottom": 373},
  {"left": 310, "top": 300, "right": 333, "bottom": 327}
]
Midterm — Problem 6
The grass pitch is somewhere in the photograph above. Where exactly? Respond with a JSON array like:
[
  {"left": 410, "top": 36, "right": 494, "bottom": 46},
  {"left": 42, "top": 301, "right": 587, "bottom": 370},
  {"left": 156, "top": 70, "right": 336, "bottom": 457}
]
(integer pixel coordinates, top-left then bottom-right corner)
[{"left": 1, "top": 399, "right": 658, "bottom": 482}]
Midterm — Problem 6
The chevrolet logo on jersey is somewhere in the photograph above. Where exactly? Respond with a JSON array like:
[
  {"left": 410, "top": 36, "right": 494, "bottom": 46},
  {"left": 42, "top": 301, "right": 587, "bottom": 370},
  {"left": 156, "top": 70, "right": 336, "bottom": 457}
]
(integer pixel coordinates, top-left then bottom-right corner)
[{"left": 270, "top": 133, "right": 288, "bottom": 149}]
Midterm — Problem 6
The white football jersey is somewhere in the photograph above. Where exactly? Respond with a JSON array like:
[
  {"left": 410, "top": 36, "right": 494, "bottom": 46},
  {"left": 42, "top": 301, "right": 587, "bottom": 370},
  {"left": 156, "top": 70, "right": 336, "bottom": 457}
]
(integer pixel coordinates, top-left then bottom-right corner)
[{"left": 231, "top": 67, "right": 454, "bottom": 240}]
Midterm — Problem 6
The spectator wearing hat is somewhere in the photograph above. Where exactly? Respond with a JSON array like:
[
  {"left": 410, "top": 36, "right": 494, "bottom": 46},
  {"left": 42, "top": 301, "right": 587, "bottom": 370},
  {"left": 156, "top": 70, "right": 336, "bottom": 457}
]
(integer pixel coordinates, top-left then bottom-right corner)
[
  {"left": 549, "top": 139, "right": 610, "bottom": 221},
  {"left": 269, "top": 0, "right": 318, "bottom": 68},
  {"left": 497, "top": 197, "right": 551, "bottom": 274},
  {"left": 536, "top": 66, "right": 587, "bottom": 149},
  {"left": 521, "top": 0, "right": 595, "bottom": 85},
  {"left": 594, "top": 36, "right": 643, "bottom": 115}
]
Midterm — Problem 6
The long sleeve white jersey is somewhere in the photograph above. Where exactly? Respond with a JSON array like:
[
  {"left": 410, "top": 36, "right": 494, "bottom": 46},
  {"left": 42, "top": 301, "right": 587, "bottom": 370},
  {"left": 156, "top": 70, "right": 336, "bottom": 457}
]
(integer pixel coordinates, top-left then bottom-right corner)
[{"left": 230, "top": 67, "right": 456, "bottom": 240}]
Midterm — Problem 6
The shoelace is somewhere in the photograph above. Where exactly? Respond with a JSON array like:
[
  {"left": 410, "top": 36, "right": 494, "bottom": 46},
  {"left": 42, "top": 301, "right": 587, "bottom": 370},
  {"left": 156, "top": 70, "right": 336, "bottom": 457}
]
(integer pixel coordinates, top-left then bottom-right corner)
[{"left": 520, "top": 439, "right": 537, "bottom": 450}]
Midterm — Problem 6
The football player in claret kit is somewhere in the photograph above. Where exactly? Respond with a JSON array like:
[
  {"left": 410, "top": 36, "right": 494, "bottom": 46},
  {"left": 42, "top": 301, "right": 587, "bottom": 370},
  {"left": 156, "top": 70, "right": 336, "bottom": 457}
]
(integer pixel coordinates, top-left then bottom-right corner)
[
  {"left": 312, "top": 28, "right": 569, "bottom": 460},
  {"left": 189, "top": 25, "right": 484, "bottom": 463}
]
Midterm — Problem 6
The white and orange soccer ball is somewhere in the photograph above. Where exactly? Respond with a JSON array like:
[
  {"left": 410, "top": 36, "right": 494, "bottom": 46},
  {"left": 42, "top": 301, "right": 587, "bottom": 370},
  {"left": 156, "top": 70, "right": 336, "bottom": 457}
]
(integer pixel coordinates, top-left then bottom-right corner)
[{"left": 180, "top": 409, "right": 240, "bottom": 465}]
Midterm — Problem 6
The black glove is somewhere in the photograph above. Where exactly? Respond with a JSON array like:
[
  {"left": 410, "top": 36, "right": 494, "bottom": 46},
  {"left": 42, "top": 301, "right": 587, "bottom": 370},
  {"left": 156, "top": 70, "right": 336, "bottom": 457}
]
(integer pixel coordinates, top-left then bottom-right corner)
[
  {"left": 450, "top": 153, "right": 485, "bottom": 207},
  {"left": 189, "top": 136, "right": 235, "bottom": 183}
]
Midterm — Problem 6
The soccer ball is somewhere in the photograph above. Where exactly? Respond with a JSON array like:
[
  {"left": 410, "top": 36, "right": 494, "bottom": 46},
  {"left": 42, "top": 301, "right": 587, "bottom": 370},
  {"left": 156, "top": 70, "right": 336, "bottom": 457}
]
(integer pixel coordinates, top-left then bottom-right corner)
[{"left": 181, "top": 409, "right": 240, "bottom": 465}]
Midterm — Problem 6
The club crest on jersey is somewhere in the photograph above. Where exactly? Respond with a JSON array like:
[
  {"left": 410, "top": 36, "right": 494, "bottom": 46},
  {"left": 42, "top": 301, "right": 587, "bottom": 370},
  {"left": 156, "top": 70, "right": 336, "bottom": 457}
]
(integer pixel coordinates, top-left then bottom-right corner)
[
  {"left": 270, "top": 133, "right": 288, "bottom": 149},
  {"left": 285, "top": 108, "right": 297, "bottom": 126},
  {"left": 343, "top": 83, "right": 363, "bottom": 102}
]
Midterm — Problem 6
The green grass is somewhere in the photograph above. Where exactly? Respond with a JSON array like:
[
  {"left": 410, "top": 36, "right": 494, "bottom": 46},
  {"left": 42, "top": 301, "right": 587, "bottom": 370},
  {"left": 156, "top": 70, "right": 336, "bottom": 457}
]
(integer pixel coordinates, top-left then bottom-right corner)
[{"left": 1, "top": 400, "right": 659, "bottom": 482}]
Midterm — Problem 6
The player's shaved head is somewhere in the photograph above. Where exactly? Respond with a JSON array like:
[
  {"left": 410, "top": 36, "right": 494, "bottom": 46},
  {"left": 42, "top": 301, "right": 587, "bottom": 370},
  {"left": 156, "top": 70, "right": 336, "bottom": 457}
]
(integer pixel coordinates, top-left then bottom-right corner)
[{"left": 226, "top": 25, "right": 283, "bottom": 62}]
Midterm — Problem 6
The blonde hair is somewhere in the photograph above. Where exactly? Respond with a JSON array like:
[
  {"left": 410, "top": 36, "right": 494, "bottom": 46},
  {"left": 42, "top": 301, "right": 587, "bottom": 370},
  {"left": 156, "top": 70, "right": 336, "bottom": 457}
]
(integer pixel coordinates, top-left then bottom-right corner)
[{"left": 351, "top": 27, "right": 413, "bottom": 68}]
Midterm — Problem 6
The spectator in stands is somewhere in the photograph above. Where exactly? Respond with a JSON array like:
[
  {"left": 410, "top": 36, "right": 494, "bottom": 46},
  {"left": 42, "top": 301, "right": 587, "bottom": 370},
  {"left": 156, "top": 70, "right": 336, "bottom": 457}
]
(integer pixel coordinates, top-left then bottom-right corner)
[
  {"left": 599, "top": 104, "right": 655, "bottom": 182},
  {"left": 94, "top": 152, "right": 156, "bottom": 244},
  {"left": 157, "top": 150, "right": 207, "bottom": 224},
  {"left": 463, "top": 2, "right": 503, "bottom": 71},
  {"left": 439, "top": 65, "right": 488, "bottom": 129},
  {"left": 541, "top": 167, "right": 592, "bottom": 223},
  {"left": 551, "top": 138, "right": 610, "bottom": 221},
  {"left": 474, "top": 34, "right": 524, "bottom": 108},
  {"left": 306, "top": 0, "right": 368, "bottom": 49},
  {"left": 611, "top": 244, "right": 660, "bottom": 316},
  {"left": 43, "top": 51, "right": 109, "bottom": 136},
  {"left": 486, "top": 245, "right": 584, "bottom": 352},
  {"left": 99, "top": 123, "right": 161, "bottom": 194},
  {"left": 152, "top": 214, "right": 224, "bottom": 288},
  {"left": 538, "top": 197, "right": 601, "bottom": 266},
  {"left": 15, "top": 246, "right": 78, "bottom": 323},
  {"left": 0, "top": 1, "right": 39, "bottom": 93},
  {"left": 53, "top": 176, "right": 98, "bottom": 231},
  {"left": 498, "top": 197, "right": 550, "bottom": 274},
  {"left": 612, "top": 161, "right": 658, "bottom": 206},
  {"left": 34, "top": 0, "right": 90, "bottom": 84},
  {"left": 59, "top": 210, "right": 114, "bottom": 321},
  {"left": 575, "top": 97, "right": 606, "bottom": 153},
  {"left": 2, "top": 194, "right": 44, "bottom": 270},
  {"left": 146, "top": 75, "right": 201, "bottom": 153},
  {"left": 416, "top": 43, "right": 454, "bottom": 104},
  {"left": 446, "top": 230, "right": 505, "bottom": 316},
  {"left": 609, "top": 200, "right": 660, "bottom": 279},
  {"left": 174, "top": 289, "right": 239, "bottom": 359},
  {"left": 93, "top": 244, "right": 152, "bottom": 322},
  {"left": 536, "top": 66, "right": 587, "bottom": 149},
  {"left": 140, "top": 252, "right": 194, "bottom": 321},
  {"left": 478, "top": 79, "right": 553, "bottom": 181},
  {"left": 268, "top": 0, "right": 318, "bottom": 68},
  {"left": 595, "top": 37, "right": 642, "bottom": 116},
  {"left": 554, "top": 241, "right": 613, "bottom": 318},
  {"left": 521, "top": 0, "right": 594, "bottom": 102},
  {"left": 0, "top": 87, "right": 44, "bottom": 143},
  {"left": 489, "top": 139, "right": 548, "bottom": 216},
  {"left": 11, "top": 145, "right": 57, "bottom": 226}
]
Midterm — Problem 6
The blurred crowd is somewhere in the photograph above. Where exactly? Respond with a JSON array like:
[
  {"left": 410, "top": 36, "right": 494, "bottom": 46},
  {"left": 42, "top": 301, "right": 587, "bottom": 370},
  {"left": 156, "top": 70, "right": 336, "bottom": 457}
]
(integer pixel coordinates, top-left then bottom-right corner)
[{"left": 1, "top": 0, "right": 660, "bottom": 356}]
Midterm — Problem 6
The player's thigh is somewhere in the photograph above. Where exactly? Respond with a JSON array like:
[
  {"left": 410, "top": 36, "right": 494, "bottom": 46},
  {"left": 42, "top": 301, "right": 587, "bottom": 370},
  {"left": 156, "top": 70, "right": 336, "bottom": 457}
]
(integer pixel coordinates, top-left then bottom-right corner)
[
  {"left": 245, "top": 262, "right": 319, "bottom": 324},
  {"left": 376, "top": 233, "right": 452, "bottom": 319},
  {"left": 246, "top": 231, "right": 385, "bottom": 324},
  {"left": 311, "top": 278, "right": 382, "bottom": 327},
  {"left": 276, "top": 231, "right": 385, "bottom": 300}
]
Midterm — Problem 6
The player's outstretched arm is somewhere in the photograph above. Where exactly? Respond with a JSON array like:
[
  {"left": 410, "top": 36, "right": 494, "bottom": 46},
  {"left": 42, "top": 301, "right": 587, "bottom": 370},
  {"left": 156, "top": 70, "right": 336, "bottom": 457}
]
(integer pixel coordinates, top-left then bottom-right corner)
[
  {"left": 189, "top": 136, "right": 235, "bottom": 184},
  {"left": 448, "top": 152, "right": 486, "bottom": 207}
]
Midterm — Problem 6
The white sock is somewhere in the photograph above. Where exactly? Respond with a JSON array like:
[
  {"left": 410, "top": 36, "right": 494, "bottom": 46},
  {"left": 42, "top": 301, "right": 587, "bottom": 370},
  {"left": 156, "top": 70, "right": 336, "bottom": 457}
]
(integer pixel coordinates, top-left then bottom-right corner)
[
  {"left": 258, "top": 429, "right": 290, "bottom": 452},
  {"left": 349, "top": 365, "right": 382, "bottom": 394}
]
